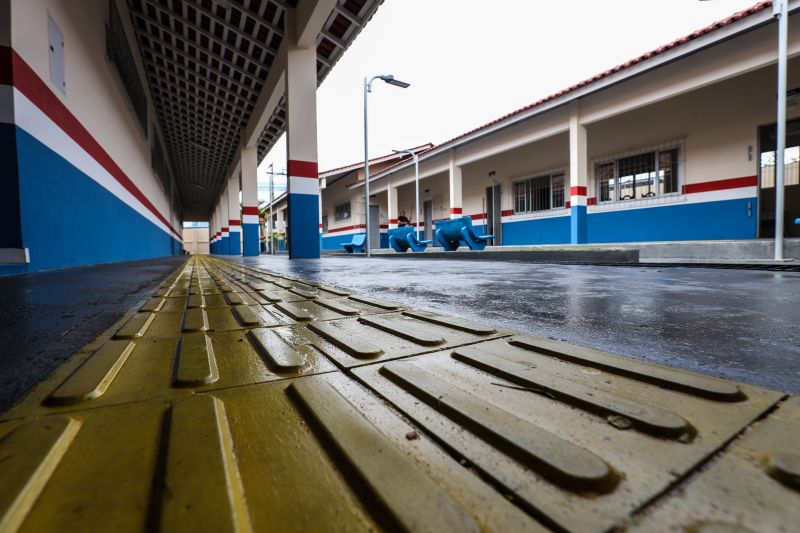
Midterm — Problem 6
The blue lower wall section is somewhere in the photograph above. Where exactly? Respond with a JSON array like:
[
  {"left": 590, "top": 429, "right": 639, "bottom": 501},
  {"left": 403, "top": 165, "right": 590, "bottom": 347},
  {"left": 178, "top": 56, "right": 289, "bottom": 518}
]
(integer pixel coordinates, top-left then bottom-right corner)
[
  {"left": 587, "top": 198, "right": 757, "bottom": 243},
  {"left": 321, "top": 231, "right": 389, "bottom": 250},
  {"left": 287, "top": 193, "right": 320, "bottom": 259},
  {"left": 242, "top": 224, "right": 259, "bottom": 256},
  {"left": 0, "top": 126, "right": 180, "bottom": 275},
  {"left": 229, "top": 231, "right": 241, "bottom": 255},
  {"left": 501, "top": 216, "right": 571, "bottom": 245}
]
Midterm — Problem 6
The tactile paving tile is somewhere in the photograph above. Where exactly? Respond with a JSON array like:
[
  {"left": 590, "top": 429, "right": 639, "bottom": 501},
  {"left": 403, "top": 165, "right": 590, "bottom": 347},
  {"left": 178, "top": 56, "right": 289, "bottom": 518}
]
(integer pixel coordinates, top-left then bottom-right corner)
[
  {"left": 351, "top": 336, "right": 786, "bottom": 533},
  {"left": 0, "top": 375, "right": 540, "bottom": 532},
  {"left": 3, "top": 329, "right": 339, "bottom": 417},
  {"left": 2, "top": 256, "right": 798, "bottom": 532},
  {"left": 630, "top": 396, "right": 800, "bottom": 532},
  {"left": 266, "top": 311, "right": 514, "bottom": 369}
]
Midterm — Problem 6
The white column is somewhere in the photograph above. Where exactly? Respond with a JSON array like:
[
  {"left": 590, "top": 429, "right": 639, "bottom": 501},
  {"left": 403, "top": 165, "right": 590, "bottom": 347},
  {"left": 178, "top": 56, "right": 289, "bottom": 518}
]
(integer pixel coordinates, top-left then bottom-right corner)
[
  {"left": 227, "top": 174, "right": 241, "bottom": 255},
  {"left": 241, "top": 146, "right": 259, "bottom": 256},
  {"left": 387, "top": 185, "right": 398, "bottom": 229},
  {"left": 569, "top": 102, "right": 588, "bottom": 244},
  {"left": 284, "top": 8, "right": 320, "bottom": 258},
  {"left": 221, "top": 185, "right": 230, "bottom": 254},
  {"left": 449, "top": 152, "right": 463, "bottom": 219}
]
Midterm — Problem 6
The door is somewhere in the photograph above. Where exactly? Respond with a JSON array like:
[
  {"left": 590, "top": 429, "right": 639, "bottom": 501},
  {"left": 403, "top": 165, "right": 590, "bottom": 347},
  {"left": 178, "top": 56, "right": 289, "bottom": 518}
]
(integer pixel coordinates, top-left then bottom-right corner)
[
  {"left": 369, "top": 204, "right": 380, "bottom": 249},
  {"left": 759, "top": 121, "right": 800, "bottom": 238},
  {"left": 485, "top": 185, "right": 502, "bottom": 245},
  {"left": 423, "top": 200, "right": 433, "bottom": 243}
]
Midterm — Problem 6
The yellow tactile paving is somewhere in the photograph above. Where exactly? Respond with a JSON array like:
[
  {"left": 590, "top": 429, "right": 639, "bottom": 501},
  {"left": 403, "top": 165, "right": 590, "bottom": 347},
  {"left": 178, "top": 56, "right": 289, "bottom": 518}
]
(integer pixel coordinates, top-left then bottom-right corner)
[{"left": 0, "top": 256, "right": 798, "bottom": 532}]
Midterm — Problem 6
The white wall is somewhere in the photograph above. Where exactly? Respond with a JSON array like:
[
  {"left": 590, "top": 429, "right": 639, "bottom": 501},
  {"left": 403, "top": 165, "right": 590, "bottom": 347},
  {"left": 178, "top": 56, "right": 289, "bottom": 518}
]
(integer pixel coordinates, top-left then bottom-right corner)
[{"left": 10, "top": 0, "right": 178, "bottom": 233}]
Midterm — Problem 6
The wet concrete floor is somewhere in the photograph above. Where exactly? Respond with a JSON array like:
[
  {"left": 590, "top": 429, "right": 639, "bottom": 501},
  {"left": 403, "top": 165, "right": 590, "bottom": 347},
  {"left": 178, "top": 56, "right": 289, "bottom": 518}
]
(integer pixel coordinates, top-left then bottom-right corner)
[
  {"left": 0, "top": 256, "right": 187, "bottom": 414},
  {"left": 233, "top": 254, "right": 800, "bottom": 395}
]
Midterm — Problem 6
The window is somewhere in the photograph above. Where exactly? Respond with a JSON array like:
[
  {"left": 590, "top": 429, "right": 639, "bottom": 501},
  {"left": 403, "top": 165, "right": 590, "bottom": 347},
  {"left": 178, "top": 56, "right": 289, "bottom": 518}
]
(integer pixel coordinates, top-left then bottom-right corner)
[
  {"left": 512, "top": 172, "right": 566, "bottom": 213},
  {"left": 513, "top": 181, "right": 528, "bottom": 212},
  {"left": 334, "top": 202, "right": 351, "bottom": 221},
  {"left": 106, "top": 0, "right": 147, "bottom": 134},
  {"left": 596, "top": 148, "right": 679, "bottom": 202}
]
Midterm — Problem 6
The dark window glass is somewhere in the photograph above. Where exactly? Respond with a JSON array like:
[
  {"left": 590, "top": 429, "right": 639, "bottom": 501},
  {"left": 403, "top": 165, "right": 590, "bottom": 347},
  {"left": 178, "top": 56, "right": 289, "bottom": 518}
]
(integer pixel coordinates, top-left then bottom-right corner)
[
  {"left": 334, "top": 202, "right": 350, "bottom": 221},
  {"left": 513, "top": 181, "right": 527, "bottom": 213},
  {"left": 552, "top": 174, "right": 565, "bottom": 208},
  {"left": 618, "top": 152, "right": 655, "bottom": 200},
  {"left": 658, "top": 149, "right": 679, "bottom": 194},
  {"left": 530, "top": 175, "right": 551, "bottom": 212},
  {"left": 598, "top": 162, "right": 616, "bottom": 202}
]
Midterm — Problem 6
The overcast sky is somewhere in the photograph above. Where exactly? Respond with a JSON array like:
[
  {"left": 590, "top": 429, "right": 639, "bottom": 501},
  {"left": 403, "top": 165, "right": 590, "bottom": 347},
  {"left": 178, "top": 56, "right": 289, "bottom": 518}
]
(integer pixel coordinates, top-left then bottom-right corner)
[{"left": 257, "top": 0, "right": 762, "bottom": 195}]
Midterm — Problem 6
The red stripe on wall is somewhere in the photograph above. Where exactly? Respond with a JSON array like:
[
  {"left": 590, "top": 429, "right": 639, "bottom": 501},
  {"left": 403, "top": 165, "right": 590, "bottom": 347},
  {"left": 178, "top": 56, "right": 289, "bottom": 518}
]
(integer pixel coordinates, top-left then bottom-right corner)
[
  {"left": 450, "top": 207, "right": 463, "bottom": 214},
  {"left": 388, "top": 218, "right": 398, "bottom": 224},
  {"left": 682, "top": 176, "right": 757, "bottom": 194},
  {"left": 501, "top": 209, "right": 514, "bottom": 217},
  {"left": 2, "top": 46, "right": 182, "bottom": 240},
  {"left": 287, "top": 159, "right": 319, "bottom": 179},
  {"left": 570, "top": 186, "right": 587, "bottom": 196},
  {"left": 326, "top": 224, "right": 367, "bottom": 234},
  {"left": 565, "top": 201, "right": 571, "bottom": 209},
  {"left": 242, "top": 206, "right": 259, "bottom": 215},
  {"left": 587, "top": 197, "right": 597, "bottom": 206},
  {"left": 228, "top": 219, "right": 241, "bottom": 226},
  {"left": 470, "top": 213, "right": 486, "bottom": 221},
  {"left": 221, "top": 227, "right": 228, "bottom": 232},
  {"left": 379, "top": 224, "right": 388, "bottom": 229}
]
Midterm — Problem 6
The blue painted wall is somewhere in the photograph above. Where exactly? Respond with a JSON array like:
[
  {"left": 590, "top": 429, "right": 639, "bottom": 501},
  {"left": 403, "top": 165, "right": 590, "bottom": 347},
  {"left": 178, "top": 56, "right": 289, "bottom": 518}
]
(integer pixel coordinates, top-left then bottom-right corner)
[
  {"left": 587, "top": 198, "right": 757, "bottom": 243},
  {"left": 321, "top": 231, "right": 389, "bottom": 250},
  {"left": 287, "top": 193, "right": 320, "bottom": 258},
  {"left": 501, "top": 215, "right": 571, "bottom": 245},
  {"left": 0, "top": 126, "right": 180, "bottom": 275}
]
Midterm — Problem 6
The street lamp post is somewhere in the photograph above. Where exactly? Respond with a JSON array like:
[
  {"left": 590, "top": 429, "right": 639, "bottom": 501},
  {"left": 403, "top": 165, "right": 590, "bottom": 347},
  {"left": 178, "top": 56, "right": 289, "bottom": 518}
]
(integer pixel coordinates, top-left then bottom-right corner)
[
  {"left": 393, "top": 149, "right": 421, "bottom": 241},
  {"left": 364, "top": 74, "right": 410, "bottom": 258},
  {"left": 268, "top": 163, "right": 275, "bottom": 255},
  {"left": 774, "top": 0, "right": 788, "bottom": 260}
]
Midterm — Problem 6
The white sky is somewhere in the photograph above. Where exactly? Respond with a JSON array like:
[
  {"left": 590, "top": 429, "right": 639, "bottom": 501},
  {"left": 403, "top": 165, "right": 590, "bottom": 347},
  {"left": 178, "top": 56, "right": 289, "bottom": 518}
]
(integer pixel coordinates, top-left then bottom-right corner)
[{"left": 257, "top": 0, "right": 761, "bottom": 196}]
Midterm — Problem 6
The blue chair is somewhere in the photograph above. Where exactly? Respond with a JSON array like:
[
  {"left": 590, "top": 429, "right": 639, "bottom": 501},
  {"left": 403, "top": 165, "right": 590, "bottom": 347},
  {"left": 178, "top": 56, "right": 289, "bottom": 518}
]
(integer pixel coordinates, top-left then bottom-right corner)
[
  {"left": 388, "top": 227, "right": 414, "bottom": 252},
  {"left": 406, "top": 230, "right": 433, "bottom": 252},
  {"left": 342, "top": 233, "right": 366, "bottom": 253},
  {"left": 434, "top": 216, "right": 494, "bottom": 251},
  {"left": 389, "top": 226, "right": 434, "bottom": 253}
]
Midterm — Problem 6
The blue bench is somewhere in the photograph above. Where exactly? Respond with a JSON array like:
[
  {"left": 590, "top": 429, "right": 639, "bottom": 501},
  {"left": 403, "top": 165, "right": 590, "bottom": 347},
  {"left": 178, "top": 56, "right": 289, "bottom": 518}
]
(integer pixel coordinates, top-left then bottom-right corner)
[
  {"left": 434, "top": 216, "right": 494, "bottom": 251},
  {"left": 342, "top": 233, "right": 366, "bottom": 253},
  {"left": 388, "top": 226, "right": 433, "bottom": 253}
]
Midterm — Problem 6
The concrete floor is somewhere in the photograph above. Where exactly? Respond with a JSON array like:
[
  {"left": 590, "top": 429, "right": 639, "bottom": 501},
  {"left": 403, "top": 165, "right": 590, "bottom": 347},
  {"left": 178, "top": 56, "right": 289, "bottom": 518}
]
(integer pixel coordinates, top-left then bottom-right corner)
[
  {"left": 0, "top": 256, "right": 187, "bottom": 414},
  {"left": 233, "top": 254, "right": 800, "bottom": 395}
]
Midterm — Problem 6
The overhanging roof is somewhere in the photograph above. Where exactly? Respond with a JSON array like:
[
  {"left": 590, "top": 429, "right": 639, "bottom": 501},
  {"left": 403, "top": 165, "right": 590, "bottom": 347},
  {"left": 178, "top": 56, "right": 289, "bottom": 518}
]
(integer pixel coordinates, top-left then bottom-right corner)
[{"left": 126, "top": 0, "right": 383, "bottom": 216}]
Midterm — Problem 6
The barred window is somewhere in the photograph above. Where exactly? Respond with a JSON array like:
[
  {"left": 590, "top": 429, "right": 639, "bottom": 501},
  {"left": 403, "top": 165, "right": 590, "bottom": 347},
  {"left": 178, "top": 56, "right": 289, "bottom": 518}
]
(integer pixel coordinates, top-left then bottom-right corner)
[
  {"left": 513, "top": 181, "right": 528, "bottom": 212},
  {"left": 597, "top": 148, "right": 680, "bottom": 202},
  {"left": 334, "top": 202, "right": 351, "bottom": 221},
  {"left": 512, "top": 172, "right": 566, "bottom": 213}
]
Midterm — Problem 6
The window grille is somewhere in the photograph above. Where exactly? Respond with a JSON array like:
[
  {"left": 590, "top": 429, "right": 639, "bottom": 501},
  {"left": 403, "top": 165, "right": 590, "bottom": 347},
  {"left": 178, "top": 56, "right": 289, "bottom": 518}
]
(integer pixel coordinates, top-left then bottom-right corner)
[
  {"left": 334, "top": 202, "right": 351, "bottom": 221},
  {"left": 596, "top": 147, "right": 680, "bottom": 202},
  {"left": 512, "top": 171, "right": 566, "bottom": 214},
  {"left": 151, "top": 130, "right": 172, "bottom": 192},
  {"left": 107, "top": 0, "right": 147, "bottom": 134},
  {"left": 513, "top": 181, "right": 528, "bottom": 212}
]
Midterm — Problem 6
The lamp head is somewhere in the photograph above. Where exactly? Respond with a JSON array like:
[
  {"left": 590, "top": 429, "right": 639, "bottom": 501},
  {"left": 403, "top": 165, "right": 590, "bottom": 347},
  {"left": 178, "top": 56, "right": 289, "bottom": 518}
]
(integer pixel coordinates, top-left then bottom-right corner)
[{"left": 379, "top": 75, "right": 410, "bottom": 88}]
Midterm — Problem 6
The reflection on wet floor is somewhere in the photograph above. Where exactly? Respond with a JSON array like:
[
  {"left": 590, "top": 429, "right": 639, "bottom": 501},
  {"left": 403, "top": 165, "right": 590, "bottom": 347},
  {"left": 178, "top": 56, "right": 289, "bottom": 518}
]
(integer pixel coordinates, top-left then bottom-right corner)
[{"left": 233, "top": 255, "right": 800, "bottom": 394}]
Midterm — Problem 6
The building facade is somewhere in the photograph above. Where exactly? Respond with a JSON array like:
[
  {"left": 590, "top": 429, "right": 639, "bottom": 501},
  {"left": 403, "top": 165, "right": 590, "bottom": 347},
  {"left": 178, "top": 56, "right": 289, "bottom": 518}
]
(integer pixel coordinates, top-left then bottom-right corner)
[{"left": 314, "top": 2, "right": 800, "bottom": 250}]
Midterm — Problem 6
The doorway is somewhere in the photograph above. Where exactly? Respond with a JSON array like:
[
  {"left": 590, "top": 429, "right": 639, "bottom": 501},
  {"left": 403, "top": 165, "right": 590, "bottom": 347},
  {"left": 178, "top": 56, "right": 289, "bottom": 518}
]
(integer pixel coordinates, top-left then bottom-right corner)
[
  {"left": 759, "top": 121, "right": 800, "bottom": 238},
  {"left": 369, "top": 204, "right": 380, "bottom": 249},
  {"left": 423, "top": 200, "right": 433, "bottom": 243},
  {"left": 485, "top": 184, "right": 502, "bottom": 245}
]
